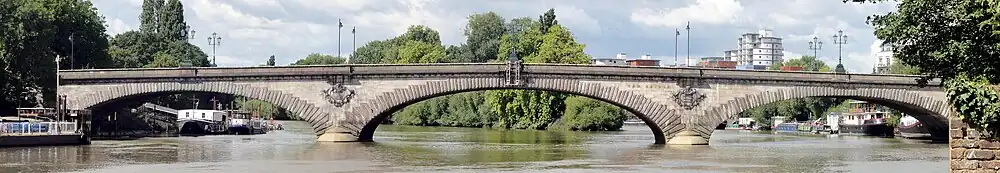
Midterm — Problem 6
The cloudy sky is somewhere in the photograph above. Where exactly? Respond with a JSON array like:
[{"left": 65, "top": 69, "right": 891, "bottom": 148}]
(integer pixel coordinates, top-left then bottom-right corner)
[{"left": 91, "top": 0, "right": 897, "bottom": 73}]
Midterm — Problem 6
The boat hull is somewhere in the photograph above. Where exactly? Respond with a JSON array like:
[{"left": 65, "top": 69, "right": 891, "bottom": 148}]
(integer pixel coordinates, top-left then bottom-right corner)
[
  {"left": 0, "top": 134, "right": 88, "bottom": 147},
  {"left": 177, "top": 120, "right": 226, "bottom": 136},
  {"left": 898, "top": 122, "right": 932, "bottom": 139},
  {"left": 839, "top": 123, "right": 893, "bottom": 136}
]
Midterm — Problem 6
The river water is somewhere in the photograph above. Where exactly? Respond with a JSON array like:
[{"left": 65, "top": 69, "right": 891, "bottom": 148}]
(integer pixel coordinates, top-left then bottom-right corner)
[{"left": 0, "top": 121, "right": 947, "bottom": 173}]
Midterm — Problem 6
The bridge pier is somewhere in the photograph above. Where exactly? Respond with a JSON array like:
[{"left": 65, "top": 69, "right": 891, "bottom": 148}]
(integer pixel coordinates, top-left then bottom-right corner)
[
  {"left": 317, "top": 132, "right": 358, "bottom": 142},
  {"left": 666, "top": 130, "right": 709, "bottom": 145}
]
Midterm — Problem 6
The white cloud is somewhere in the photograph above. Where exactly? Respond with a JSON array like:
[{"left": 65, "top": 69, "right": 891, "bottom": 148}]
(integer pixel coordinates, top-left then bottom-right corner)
[
  {"left": 629, "top": 0, "right": 745, "bottom": 28},
  {"left": 105, "top": 18, "right": 133, "bottom": 35}
]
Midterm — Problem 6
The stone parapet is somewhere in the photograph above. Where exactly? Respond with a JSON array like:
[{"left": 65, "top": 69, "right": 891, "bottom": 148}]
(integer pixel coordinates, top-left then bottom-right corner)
[{"left": 951, "top": 117, "right": 1000, "bottom": 172}]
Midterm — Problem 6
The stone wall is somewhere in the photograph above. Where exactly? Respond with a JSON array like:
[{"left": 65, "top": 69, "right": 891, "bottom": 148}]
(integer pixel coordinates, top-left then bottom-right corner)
[{"left": 950, "top": 117, "right": 1000, "bottom": 172}]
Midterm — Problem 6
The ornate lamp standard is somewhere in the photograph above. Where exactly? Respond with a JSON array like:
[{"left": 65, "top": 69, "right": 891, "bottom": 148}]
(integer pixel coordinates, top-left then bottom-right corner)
[
  {"left": 207, "top": 33, "right": 222, "bottom": 67},
  {"left": 832, "top": 30, "right": 849, "bottom": 73}
]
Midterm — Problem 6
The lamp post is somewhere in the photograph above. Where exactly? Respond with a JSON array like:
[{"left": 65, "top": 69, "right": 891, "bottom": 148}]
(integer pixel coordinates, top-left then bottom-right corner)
[
  {"left": 207, "top": 33, "right": 222, "bottom": 67},
  {"left": 808, "top": 36, "right": 823, "bottom": 59},
  {"left": 832, "top": 30, "right": 848, "bottom": 73},
  {"left": 181, "top": 24, "right": 195, "bottom": 41},
  {"left": 68, "top": 33, "right": 75, "bottom": 69}
]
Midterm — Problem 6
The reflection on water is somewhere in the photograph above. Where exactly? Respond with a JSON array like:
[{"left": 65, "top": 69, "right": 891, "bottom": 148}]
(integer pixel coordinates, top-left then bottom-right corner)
[{"left": 0, "top": 122, "right": 947, "bottom": 173}]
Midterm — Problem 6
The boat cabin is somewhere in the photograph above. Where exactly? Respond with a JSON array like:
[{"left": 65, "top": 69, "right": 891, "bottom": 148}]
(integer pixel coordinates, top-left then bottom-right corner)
[
  {"left": 178, "top": 109, "right": 226, "bottom": 122},
  {"left": 840, "top": 101, "right": 889, "bottom": 125}
]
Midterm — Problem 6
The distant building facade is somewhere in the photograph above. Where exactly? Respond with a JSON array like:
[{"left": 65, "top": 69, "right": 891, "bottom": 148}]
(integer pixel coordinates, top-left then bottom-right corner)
[
  {"left": 725, "top": 29, "right": 784, "bottom": 70},
  {"left": 591, "top": 53, "right": 660, "bottom": 67},
  {"left": 873, "top": 42, "right": 894, "bottom": 74},
  {"left": 697, "top": 57, "right": 737, "bottom": 69},
  {"left": 591, "top": 53, "right": 629, "bottom": 66}
]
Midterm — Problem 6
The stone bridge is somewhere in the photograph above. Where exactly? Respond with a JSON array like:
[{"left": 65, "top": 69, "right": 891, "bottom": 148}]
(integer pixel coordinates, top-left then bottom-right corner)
[{"left": 56, "top": 63, "right": 950, "bottom": 145}]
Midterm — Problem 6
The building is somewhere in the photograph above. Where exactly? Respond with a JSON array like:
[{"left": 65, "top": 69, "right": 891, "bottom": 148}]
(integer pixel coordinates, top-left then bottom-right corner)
[
  {"left": 626, "top": 54, "right": 661, "bottom": 66},
  {"left": 591, "top": 52, "right": 629, "bottom": 66},
  {"left": 873, "top": 42, "right": 894, "bottom": 74},
  {"left": 726, "top": 29, "right": 784, "bottom": 70},
  {"left": 697, "top": 57, "right": 738, "bottom": 69}
]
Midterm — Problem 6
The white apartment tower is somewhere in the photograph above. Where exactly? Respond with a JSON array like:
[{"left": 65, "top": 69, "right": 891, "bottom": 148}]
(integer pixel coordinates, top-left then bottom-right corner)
[{"left": 726, "top": 29, "right": 784, "bottom": 69}]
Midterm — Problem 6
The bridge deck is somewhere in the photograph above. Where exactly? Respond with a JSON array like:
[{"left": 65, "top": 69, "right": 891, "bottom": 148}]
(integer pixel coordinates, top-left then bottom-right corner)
[{"left": 57, "top": 63, "right": 940, "bottom": 86}]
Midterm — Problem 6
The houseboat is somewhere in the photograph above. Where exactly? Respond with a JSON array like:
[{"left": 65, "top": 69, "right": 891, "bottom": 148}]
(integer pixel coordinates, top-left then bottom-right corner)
[
  {"left": 898, "top": 115, "right": 932, "bottom": 139},
  {"left": 225, "top": 110, "right": 267, "bottom": 135},
  {"left": 176, "top": 109, "right": 228, "bottom": 136},
  {"left": 0, "top": 108, "right": 90, "bottom": 147},
  {"left": 837, "top": 101, "right": 893, "bottom": 137}
]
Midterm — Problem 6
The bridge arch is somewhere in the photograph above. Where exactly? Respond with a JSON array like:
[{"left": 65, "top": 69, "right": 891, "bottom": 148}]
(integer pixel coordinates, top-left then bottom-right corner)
[
  {"left": 72, "top": 82, "right": 331, "bottom": 134},
  {"left": 340, "top": 78, "right": 681, "bottom": 144},
  {"left": 695, "top": 86, "right": 950, "bottom": 139}
]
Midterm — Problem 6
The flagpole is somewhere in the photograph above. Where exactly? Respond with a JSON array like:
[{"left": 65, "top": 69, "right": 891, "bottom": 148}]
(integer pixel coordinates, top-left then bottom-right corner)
[
  {"left": 338, "top": 19, "right": 343, "bottom": 58},
  {"left": 685, "top": 21, "right": 691, "bottom": 67},
  {"left": 674, "top": 29, "right": 678, "bottom": 67},
  {"left": 352, "top": 26, "right": 356, "bottom": 64}
]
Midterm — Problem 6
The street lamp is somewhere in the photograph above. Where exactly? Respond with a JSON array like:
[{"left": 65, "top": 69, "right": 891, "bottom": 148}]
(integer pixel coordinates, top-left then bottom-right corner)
[
  {"left": 207, "top": 33, "right": 222, "bottom": 67},
  {"left": 808, "top": 36, "right": 822, "bottom": 59},
  {"left": 68, "top": 33, "right": 75, "bottom": 69},
  {"left": 181, "top": 24, "right": 195, "bottom": 41},
  {"left": 832, "top": 30, "right": 849, "bottom": 73}
]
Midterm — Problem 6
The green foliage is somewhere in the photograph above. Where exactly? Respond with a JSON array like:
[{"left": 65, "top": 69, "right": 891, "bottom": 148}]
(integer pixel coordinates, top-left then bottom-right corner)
[
  {"left": 946, "top": 75, "right": 1000, "bottom": 137},
  {"left": 390, "top": 10, "right": 624, "bottom": 131},
  {"left": 889, "top": 60, "right": 921, "bottom": 75},
  {"left": 768, "top": 56, "right": 831, "bottom": 72},
  {"left": 858, "top": 0, "right": 1000, "bottom": 83},
  {"left": 849, "top": 0, "right": 1000, "bottom": 134},
  {"left": 463, "top": 12, "right": 506, "bottom": 63},
  {"left": 291, "top": 53, "right": 345, "bottom": 65},
  {"left": 396, "top": 40, "right": 445, "bottom": 63},
  {"left": 139, "top": 0, "right": 163, "bottom": 33},
  {"left": 235, "top": 97, "right": 280, "bottom": 119},
  {"left": 0, "top": 0, "right": 111, "bottom": 111},
  {"left": 144, "top": 52, "right": 181, "bottom": 68},
  {"left": 266, "top": 55, "right": 276, "bottom": 66},
  {"left": 559, "top": 96, "right": 628, "bottom": 131}
]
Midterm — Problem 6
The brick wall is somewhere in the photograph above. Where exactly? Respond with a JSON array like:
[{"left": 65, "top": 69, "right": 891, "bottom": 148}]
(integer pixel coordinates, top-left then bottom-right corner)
[{"left": 950, "top": 117, "right": 1000, "bottom": 172}]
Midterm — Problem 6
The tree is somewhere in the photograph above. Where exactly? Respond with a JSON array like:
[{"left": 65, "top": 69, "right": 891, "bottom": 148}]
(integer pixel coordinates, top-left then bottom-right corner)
[
  {"left": 851, "top": 0, "right": 1000, "bottom": 82},
  {"left": 139, "top": 0, "right": 164, "bottom": 33},
  {"left": 395, "top": 40, "right": 446, "bottom": 63},
  {"left": 889, "top": 60, "right": 921, "bottom": 75},
  {"left": 0, "top": 0, "right": 111, "bottom": 111},
  {"left": 291, "top": 53, "right": 345, "bottom": 65},
  {"left": 266, "top": 55, "right": 276, "bottom": 66},
  {"left": 158, "top": 0, "right": 187, "bottom": 41},
  {"left": 464, "top": 12, "right": 506, "bottom": 63},
  {"left": 144, "top": 52, "right": 182, "bottom": 68},
  {"left": 538, "top": 9, "right": 558, "bottom": 34}
]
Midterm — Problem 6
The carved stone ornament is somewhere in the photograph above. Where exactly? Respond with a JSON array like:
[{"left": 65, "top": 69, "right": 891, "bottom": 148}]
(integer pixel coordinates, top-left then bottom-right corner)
[
  {"left": 322, "top": 83, "right": 356, "bottom": 107},
  {"left": 672, "top": 86, "right": 706, "bottom": 110}
]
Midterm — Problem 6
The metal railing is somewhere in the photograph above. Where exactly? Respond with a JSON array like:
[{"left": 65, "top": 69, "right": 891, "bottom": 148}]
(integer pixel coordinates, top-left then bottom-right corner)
[{"left": 0, "top": 122, "right": 80, "bottom": 136}]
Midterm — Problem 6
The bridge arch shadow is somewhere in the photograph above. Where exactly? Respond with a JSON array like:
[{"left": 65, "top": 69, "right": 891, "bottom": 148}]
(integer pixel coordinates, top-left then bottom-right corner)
[
  {"left": 75, "top": 82, "right": 330, "bottom": 135},
  {"left": 344, "top": 78, "right": 680, "bottom": 144},
  {"left": 697, "top": 87, "right": 950, "bottom": 140}
]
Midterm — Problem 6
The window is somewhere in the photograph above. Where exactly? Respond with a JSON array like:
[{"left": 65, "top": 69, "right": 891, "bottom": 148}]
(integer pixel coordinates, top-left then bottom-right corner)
[
  {"left": 202, "top": 113, "right": 206, "bottom": 119},
  {"left": 185, "top": 112, "right": 190, "bottom": 117}
]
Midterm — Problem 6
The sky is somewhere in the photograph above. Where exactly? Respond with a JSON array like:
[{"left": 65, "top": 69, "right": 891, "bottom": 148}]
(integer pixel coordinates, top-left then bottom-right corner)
[{"left": 91, "top": 0, "right": 898, "bottom": 73}]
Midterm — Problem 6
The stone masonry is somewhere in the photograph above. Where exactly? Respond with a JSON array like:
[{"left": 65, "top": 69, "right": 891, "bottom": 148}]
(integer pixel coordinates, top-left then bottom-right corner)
[{"left": 56, "top": 63, "right": 950, "bottom": 145}]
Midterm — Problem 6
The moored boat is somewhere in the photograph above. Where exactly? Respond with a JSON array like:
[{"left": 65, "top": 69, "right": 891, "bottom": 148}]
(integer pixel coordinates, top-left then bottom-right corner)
[
  {"left": 1, "top": 108, "right": 90, "bottom": 147},
  {"left": 176, "top": 109, "right": 228, "bottom": 136},
  {"left": 897, "top": 115, "right": 931, "bottom": 139}
]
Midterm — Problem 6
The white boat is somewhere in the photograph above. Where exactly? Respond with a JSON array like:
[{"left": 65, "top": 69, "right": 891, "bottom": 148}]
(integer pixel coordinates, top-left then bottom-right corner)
[{"left": 176, "top": 109, "right": 228, "bottom": 135}]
